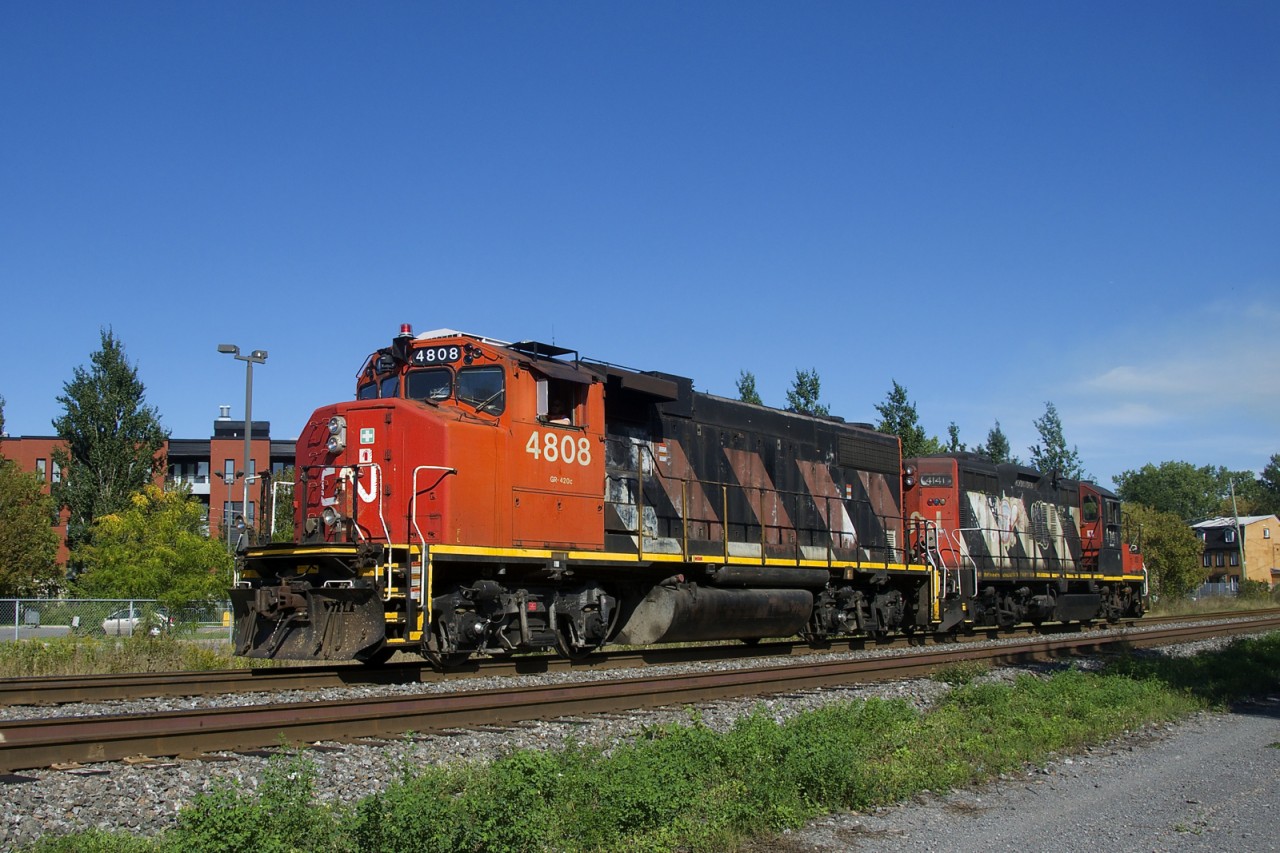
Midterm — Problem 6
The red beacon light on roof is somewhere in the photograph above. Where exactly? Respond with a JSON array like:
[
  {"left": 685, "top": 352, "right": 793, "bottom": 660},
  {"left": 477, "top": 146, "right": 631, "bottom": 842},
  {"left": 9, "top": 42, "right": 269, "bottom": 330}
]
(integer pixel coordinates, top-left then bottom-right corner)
[{"left": 398, "top": 324, "right": 413, "bottom": 338}]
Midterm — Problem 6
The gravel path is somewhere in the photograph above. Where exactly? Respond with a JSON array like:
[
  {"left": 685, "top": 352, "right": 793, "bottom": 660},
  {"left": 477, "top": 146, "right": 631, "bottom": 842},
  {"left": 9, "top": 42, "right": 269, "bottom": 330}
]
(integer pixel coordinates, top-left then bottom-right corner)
[
  {"left": 0, "top": 625, "right": 1274, "bottom": 851},
  {"left": 767, "top": 701, "right": 1280, "bottom": 853}
]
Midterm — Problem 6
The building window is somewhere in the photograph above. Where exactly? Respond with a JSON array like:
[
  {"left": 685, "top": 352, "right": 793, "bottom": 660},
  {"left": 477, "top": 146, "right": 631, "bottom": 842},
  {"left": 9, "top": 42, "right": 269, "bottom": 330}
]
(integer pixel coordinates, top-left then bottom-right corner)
[
  {"left": 197, "top": 461, "right": 209, "bottom": 484},
  {"left": 224, "top": 459, "right": 235, "bottom": 483},
  {"left": 35, "top": 459, "right": 47, "bottom": 481},
  {"left": 1229, "top": 551, "right": 1239, "bottom": 567},
  {"left": 1224, "top": 528, "right": 1236, "bottom": 544},
  {"left": 1266, "top": 529, "right": 1271, "bottom": 540},
  {"left": 1202, "top": 553, "right": 1211, "bottom": 568},
  {"left": 223, "top": 501, "right": 255, "bottom": 526},
  {"left": 51, "top": 460, "right": 61, "bottom": 483},
  {"left": 1215, "top": 552, "right": 1225, "bottom": 567}
]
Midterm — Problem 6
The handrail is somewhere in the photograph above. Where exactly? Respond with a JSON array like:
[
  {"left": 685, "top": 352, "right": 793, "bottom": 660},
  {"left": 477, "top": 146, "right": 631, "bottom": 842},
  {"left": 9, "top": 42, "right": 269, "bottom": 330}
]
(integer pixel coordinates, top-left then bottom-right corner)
[
  {"left": 604, "top": 436, "right": 901, "bottom": 567},
  {"left": 409, "top": 465, "right": 458, "bottom": 634}
]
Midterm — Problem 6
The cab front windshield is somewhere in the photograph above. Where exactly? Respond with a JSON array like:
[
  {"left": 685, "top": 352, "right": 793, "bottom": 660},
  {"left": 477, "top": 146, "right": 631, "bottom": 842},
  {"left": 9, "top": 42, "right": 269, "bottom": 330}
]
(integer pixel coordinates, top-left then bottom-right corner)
[{"left": 406, "top": 368, "right": 452, "bottom": 402}]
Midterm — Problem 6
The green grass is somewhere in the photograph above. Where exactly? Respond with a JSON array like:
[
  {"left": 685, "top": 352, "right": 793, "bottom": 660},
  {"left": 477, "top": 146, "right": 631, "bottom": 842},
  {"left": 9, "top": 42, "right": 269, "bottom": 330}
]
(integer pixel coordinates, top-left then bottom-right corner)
[{"left": 0, "top": 634, "right": 275, "bottom": 677}]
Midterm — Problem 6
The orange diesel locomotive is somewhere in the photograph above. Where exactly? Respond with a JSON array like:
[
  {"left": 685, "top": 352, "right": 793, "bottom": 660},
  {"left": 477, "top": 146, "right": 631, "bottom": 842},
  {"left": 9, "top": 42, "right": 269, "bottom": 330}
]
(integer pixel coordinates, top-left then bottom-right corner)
[{"left": 231, "top": 326, "right": 1145, "bottom": 664}]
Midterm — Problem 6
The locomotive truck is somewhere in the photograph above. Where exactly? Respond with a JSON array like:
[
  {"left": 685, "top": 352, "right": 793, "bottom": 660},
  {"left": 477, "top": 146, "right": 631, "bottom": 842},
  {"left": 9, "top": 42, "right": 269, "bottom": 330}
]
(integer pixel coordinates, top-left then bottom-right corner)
[{"left": 230, "top": 326, "right": 1145, "bottom": 665}]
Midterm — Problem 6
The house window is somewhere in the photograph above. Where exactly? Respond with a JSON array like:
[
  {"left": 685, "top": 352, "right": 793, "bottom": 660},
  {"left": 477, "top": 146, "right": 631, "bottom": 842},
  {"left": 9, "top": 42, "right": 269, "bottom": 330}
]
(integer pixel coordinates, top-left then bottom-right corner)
[
  {"left": 1224, "top": 528, "right": 1236, "bottom": 544},
  {"left": 1202, "top": 553, "right": 1211, "bottom": 568},
  {"left": 51, "top": 461, "right": 61, "bottom": 483},
  {"left": 35, "top": 459, "right": 47, "bottom": 481},
  {"left": 1266, "top": 529, "right": 1271, "bottom": 540},
  {"left": 1229, "top": 551, "right": 1240, "bottom": 567},
  {"left": 1215, "top": 552, "right": 1225, "bottom": 567}
]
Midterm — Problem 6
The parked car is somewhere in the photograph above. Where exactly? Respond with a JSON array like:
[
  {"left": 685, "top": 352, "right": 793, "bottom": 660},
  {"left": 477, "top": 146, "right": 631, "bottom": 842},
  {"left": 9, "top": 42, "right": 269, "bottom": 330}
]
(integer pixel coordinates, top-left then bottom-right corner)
[{"left": 101, "top": 608, "right": 173, "bottom": 636}]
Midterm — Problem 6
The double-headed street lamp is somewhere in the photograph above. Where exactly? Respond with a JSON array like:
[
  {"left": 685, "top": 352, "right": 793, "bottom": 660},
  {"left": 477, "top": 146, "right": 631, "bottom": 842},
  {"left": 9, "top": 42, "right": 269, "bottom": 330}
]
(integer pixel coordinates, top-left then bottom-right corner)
[{"left": 217, "top": 344, "right": 267, "bottom": 548}]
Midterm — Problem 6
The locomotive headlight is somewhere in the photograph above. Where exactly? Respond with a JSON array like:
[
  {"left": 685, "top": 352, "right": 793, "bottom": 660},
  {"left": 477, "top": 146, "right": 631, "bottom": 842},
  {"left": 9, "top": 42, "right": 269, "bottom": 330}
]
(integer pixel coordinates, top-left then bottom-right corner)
[
  {"left": 326, "top": 415, "right": 347, "bottom": 453},
  {"left": 321, "top": 507, "right": 340, "bottom": 528}
]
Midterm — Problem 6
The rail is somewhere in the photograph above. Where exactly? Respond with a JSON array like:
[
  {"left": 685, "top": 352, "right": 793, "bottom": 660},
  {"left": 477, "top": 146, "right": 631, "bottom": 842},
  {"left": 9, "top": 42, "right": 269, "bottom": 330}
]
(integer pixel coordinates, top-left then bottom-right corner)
[{"left": 4, "top": 613, "right": 1276, "bottom": 771}]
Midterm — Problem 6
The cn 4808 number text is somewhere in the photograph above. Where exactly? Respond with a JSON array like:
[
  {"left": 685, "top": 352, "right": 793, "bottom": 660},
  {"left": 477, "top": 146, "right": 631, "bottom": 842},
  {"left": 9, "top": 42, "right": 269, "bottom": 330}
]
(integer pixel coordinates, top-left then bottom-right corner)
[{"left": 525, "top": 431, "right": 592, "bottom": 466}]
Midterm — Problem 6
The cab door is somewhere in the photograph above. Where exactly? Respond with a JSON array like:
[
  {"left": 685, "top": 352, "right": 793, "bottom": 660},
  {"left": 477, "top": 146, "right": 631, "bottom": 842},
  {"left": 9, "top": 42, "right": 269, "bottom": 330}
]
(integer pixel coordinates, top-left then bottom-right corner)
[{"left": 509, "top": 363, "right": 606, "bottom": 549}]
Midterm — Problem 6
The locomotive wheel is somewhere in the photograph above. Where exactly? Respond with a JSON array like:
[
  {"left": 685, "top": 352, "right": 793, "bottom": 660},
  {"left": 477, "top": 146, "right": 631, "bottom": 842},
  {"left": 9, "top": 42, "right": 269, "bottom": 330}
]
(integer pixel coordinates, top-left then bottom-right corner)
[
  {"left": 554, "top": 599, "right": 619, "bottom": 661},
  {"left": 554, "top": 627, "right": 603, "bottom": 661},
  {"left": 423, "top": 632, "right": 471, "bottom": 671}
]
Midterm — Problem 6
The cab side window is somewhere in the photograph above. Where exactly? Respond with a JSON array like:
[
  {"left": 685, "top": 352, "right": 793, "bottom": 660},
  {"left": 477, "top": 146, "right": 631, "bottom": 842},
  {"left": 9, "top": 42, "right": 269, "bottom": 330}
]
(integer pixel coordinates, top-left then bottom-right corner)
[
  {"left": 537, "top": 378, "right": 585, "bottom": 427},
  {"left": 357, "top": 382, "right": 378, "bottom": 400},
  {"left": 1081, "top": 496, "right": 1099, "bottom": 523},
  {"left": 379, "top": 375, "right": 401, "bottom": 398}
]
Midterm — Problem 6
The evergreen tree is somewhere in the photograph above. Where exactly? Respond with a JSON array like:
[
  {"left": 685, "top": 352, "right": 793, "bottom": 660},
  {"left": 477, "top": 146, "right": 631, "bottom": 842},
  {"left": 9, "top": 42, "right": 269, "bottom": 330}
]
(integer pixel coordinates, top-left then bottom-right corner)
[
  {"left": 52, "top": 329, "right": 169, "bottom": 555},
  {"left": 785, "top": 368, "right": 829, "bottom": 417},
  {"left": 874, "top": 380, "right": 940, "bottom": 458},
  {"left": 976, "top": 420, "right": 1017, "bottom": 464},
  {"left": 1028, "top": 401, "right": 1085, "bottom": 479},
  {"left": 736, "top": 370, "right": 762, "bottom": 405}
]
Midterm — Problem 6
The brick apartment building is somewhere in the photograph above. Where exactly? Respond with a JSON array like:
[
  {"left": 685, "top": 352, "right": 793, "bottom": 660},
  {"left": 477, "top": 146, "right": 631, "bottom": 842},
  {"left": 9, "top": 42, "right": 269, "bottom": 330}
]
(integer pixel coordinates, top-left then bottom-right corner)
[{"left": 1, "top": 407, "right": 295, "bottom": 564}]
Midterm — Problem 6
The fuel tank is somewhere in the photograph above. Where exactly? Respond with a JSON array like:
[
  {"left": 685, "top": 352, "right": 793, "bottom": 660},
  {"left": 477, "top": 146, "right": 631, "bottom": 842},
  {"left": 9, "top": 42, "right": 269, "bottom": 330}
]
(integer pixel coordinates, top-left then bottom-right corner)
[{"left": 613, "top": 581, "right": 813, "bottom": 645}]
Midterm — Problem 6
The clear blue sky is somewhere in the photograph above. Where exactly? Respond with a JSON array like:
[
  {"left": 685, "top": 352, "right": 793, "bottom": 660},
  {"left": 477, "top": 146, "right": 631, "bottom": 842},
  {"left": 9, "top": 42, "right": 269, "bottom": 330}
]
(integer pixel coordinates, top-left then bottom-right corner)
[{"left": 2, "top": 1, "right": 1277, "bottom": 488}]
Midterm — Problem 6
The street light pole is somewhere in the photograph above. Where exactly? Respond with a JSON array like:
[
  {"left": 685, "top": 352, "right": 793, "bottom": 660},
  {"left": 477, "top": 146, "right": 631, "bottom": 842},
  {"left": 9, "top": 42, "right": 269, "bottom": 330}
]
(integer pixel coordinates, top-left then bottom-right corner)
[{"left": 217, "top": 344, "right": 268, "bottom": 547}]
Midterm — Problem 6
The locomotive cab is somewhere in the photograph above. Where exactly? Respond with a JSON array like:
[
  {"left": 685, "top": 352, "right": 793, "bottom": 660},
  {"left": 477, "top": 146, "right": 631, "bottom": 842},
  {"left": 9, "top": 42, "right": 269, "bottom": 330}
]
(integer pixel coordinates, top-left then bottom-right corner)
[{"left": 232, "top": 328, "right": 613, "bottom": 662}]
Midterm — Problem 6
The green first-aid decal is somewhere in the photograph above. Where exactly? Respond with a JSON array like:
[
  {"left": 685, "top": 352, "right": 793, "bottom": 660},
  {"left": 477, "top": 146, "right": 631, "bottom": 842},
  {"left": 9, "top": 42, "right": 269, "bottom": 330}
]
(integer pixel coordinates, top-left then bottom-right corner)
[{"left": 360, "top": 428, "right": 375, "bottom": 444}]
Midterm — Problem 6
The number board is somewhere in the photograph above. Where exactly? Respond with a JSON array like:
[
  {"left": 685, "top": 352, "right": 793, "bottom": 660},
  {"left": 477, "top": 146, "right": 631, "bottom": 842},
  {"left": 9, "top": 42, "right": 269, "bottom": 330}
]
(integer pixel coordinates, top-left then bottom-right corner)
[
  {"left": 410, "top": 345, "right": 461, "bottom": 366},
  {"left": 919, "top": 473, "right": 954, "bottom": 488}
]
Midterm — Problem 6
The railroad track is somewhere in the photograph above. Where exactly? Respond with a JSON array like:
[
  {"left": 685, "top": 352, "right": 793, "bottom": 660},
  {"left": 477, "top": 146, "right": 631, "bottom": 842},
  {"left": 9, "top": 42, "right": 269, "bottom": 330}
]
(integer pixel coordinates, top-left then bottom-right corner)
[
  {"left": 1, "top": 612, "right": 1277, "bottom": 773},
  {"left": 1, "top": 609, "right": 1273, "bottom": 707}
]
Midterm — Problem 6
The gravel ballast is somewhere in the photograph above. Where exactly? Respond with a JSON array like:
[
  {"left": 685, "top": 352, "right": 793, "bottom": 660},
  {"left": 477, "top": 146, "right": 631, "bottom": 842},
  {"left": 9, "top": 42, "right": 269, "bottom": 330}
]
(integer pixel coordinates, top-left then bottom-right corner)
[{"left": 0, "top": 626, "right": 1274, "bottom": 851}]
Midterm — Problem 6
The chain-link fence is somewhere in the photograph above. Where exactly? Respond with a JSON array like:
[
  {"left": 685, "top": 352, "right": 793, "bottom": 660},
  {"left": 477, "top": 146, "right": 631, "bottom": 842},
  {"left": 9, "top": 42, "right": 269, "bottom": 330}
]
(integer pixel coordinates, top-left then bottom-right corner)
[{"left": 0, "top": 598, "right": 233, "bottom": 642}]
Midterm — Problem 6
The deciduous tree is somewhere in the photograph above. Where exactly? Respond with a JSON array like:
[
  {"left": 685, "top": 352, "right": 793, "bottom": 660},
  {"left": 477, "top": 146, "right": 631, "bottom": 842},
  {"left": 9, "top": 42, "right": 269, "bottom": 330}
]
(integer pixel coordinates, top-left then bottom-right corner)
[
  {"left": 736, "top": 370, "right": 762, "bottom": 406},
  {"left": 1258, "top": 454, "right": 1280, "bottom": 515},
  {"left": 785, "top": 368, "right": 829, "bottom": 417},
  {"left": 0, "top": 455, "right": 61, "bottom": 597},
  {"left": 1028, "top": 401, "right": 1085, "bottom": 479},
  {"left": 52, "top": 329, "right": 168, "bottom": 554},
  {"left": 975, "top": 420, "right": 1018, "bottom": 465},
  {"left": 72, "top": 483, "right": 232, "bottom": 603},
  {"left": 270, "top": 467, "right": 296, "bottom": 543},
  {"left": 1123, "top": 503, "right": 1207, "bottom": 600},
  {"left": 874, "top": 380, "right": 940, "bottom": 458},
  {"left": 1113, "top": 461, "right": 1224, "bottom": 522}
]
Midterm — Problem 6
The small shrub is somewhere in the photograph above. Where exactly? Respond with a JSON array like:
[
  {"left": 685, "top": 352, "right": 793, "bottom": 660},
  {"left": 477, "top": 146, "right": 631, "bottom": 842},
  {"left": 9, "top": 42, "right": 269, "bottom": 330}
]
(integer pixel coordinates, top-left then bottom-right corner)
[{"left": 168, "top": 750, "right": 347, "bottom": 853}]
